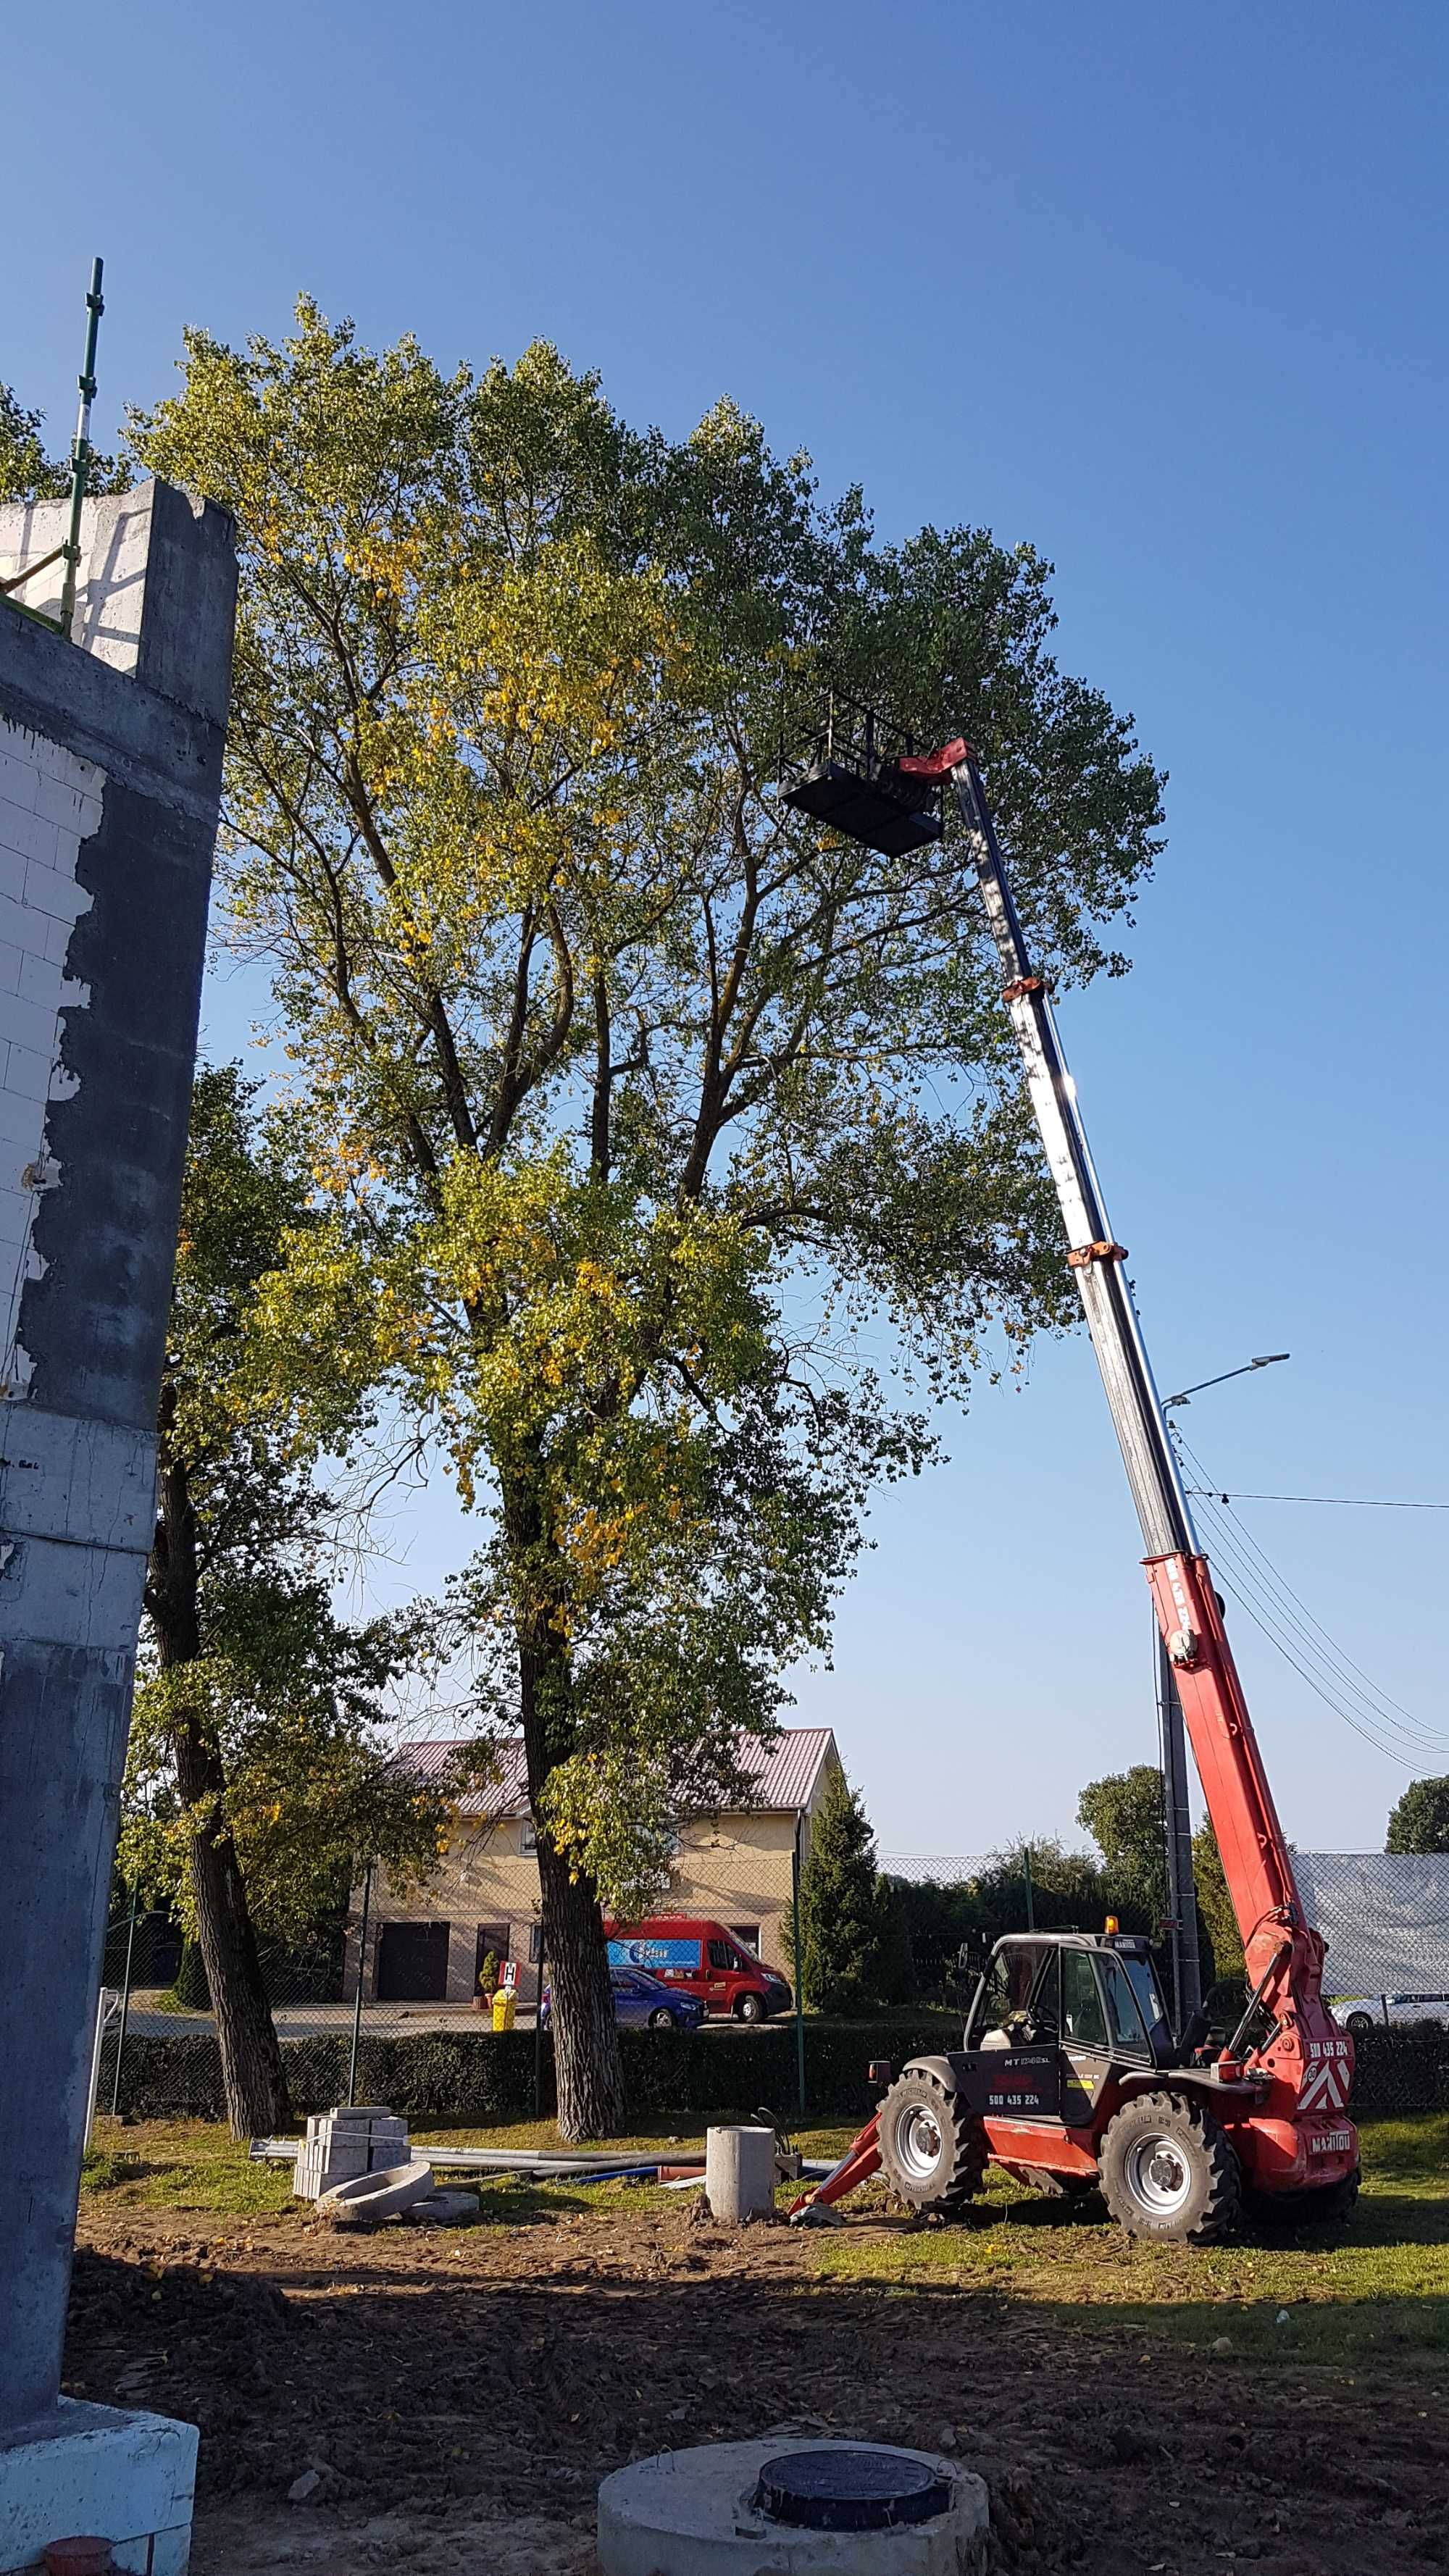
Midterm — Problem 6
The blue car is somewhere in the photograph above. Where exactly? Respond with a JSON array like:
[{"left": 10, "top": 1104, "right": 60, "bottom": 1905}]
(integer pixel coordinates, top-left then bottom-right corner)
[{"left": 540, "top": 1965, "right": 708, "bottom": 2031}]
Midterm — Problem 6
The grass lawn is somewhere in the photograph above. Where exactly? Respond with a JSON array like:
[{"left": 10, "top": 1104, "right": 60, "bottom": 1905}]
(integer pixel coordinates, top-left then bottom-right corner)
[
  {"left": 816, "top": 2112, "right": 1449, "bottom": 2369},
  {"left": 80, "top": 2110, "right": 1449, "bottom": 2372}
]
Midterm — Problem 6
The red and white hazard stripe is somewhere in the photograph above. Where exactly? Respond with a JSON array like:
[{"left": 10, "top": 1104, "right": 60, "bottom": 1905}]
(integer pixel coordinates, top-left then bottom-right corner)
[{"left": 1299, "top": 2058, "right": 1346, "bottom": 2112}]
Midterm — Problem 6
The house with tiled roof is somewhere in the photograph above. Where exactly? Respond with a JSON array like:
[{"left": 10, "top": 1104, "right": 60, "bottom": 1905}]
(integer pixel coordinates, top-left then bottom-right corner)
[{"left": 351, "top": 1726, "right": 842, "bottom": 2007}]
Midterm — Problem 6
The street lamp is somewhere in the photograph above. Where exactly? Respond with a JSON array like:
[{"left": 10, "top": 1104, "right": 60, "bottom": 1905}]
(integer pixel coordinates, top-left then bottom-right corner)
[
  {"left": 1162, "top": 1354, "right": 1290, "bottom": 1409},
  {"left": 1153, "top": 1353, "right": 1290, "bottom": 2031}
]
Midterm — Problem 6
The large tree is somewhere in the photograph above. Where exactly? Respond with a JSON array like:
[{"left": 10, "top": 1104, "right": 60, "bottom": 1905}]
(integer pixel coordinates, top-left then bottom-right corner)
[
  {"left": 125, "top": 1065, "right": 446, "bottom": 2136},
  {"left": 1077, "top": 1765, "right": 1168, "bottom": 1929},
  {"left": 132, "top": 304, "right": 1163, "bottom": 2136},
  {"left": 1385, "top": 1778, "right": 1449, "bottom": 1856}
]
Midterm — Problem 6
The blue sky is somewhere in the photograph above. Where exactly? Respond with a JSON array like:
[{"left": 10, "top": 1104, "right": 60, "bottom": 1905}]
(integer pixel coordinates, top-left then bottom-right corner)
[{"left": 8, "top": 1, "right": 1447, "bottom": 1857}]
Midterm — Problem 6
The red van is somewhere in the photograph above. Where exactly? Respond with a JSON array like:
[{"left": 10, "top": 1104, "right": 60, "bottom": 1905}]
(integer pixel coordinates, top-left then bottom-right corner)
[{"left": 604, "top": 1917, "right": 792, "bottom": 2023}]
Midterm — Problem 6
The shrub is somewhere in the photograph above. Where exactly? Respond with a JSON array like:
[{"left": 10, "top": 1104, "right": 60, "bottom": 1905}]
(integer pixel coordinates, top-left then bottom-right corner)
[{"left": 110, "top": 2013, "right": 963, "bottom": 2128}]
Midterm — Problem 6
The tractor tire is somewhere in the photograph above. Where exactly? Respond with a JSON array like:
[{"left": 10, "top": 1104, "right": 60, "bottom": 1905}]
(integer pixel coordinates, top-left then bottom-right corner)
[
  {"left": 877, "top": 2063, "right": 987, "bottom": 2216},
  {"left": 1099, "top": 2089, "right": 1240, "bottom": 2245}
]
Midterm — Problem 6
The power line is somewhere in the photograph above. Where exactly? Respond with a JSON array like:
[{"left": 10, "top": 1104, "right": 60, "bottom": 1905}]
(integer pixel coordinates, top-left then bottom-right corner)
[
  {"left": 1184, "top": 1438, "right": 1449, "bottom": 1752},
  {"left": 1186, "top": 1486, "right": 1449, "bottom": 1512},
  {"left": 1174, "top": 1429, "right": 1449, "bottom": 1768}
]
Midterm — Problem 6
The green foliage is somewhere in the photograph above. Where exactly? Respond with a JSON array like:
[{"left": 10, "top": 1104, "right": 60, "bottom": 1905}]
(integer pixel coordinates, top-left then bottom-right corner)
[
  {"left": 0, "top": 380, "right": 131, "bottom": 503},
  {"left": 1192, "top": 1816, "right": 1243, "bottom": 1985},
  {"left": 1077, "top": 1765, "right": 1167, "bottom": 1928},
  {"left": 789, "top": 1771, "right": 897, "bottom": 2013},
  {"left": 108, "top": 2015, "right": 961, "bottom": 2126},
  {"left": 124, "top": 1063, "right": 447, "bottom": 1943},
  {"left": 103, "top": 2017, "right": 1449, "bottom": 2127},
  {"left": 163, "top": 1939, "right": 211, "bottom": 2012},
  {"left": 129, "top": 304, "right": 1165, "bottom": 2102},
  {"left": 1386, "top": 1777, "right": 1449, "bottom": 1855}
]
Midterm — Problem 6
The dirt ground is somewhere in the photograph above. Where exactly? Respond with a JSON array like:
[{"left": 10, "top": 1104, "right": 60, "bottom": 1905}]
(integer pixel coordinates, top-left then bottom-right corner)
[{"left": 64, "top": 2177, "right": 1449, "bottom": 2576}]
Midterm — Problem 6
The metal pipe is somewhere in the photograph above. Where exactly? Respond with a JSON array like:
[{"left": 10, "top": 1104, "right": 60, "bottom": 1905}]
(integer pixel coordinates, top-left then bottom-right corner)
[
  {"left": 109, "top": 1881, "right": 138, "bottom": 2118},
  {"left": 1225, "top": 1940, "right": 1290, "bottom": 2062},
  {"left": 1022, "top": 1844, "right": 1035, "bottom": 1931},
  {"left": 347, "top": 1860, "right": 372, "bottom": 2109},
  {"left": 58, "top": 257, "right": 104, "bottom": 640},
  {"left": 532, "top": 1931, "right": 546, "bottom": 2118},
  {"left": 84, "top": 1990, "right": 113, "bottom": 2151}
]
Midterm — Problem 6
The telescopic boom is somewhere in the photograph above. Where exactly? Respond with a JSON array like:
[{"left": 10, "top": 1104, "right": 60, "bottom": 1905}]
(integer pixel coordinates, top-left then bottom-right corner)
[{"left": 898, "top": 740, "right": 1351, "bottom": 2151}]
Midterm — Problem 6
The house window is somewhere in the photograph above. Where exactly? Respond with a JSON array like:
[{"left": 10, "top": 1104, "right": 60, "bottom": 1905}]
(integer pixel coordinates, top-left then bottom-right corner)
[
  {"left": 521, "top": 1819, "right": 538, "bottom": 1854},
  {"left": 730, "top": 1925, "right": 761, "bottom": 1956}
]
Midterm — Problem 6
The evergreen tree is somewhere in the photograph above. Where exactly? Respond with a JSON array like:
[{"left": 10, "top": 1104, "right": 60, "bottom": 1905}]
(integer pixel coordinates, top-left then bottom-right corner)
[{"left": 790, "top": 1771, "right": 890, "bottom": 2013}]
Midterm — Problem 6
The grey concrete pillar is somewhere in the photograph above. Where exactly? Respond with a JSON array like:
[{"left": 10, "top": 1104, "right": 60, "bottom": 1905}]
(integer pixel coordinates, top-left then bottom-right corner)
[
  {"left": 0, "top": 483, "right": 236, "bottom": 2428},
  {"left": 703, "top": 2125, "right": 777, "bottom": 2223}
]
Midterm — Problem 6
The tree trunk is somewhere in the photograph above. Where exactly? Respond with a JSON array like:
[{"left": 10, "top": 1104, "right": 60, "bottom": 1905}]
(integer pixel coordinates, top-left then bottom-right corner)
[
  {"left": 172, "top": 1715, "right": 292, "bottom": 2141},
  {"left": 147, "top": 1426, "right": 291, "bottom": 2141},
  {"left": 504, "top": 1453, "right": 625, "bottom": 2140},
  {"left": 538, "top": 1839, "right": 625, "bottom": 2140}
]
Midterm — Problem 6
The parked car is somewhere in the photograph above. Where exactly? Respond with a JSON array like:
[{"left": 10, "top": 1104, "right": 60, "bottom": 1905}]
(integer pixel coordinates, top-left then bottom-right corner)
[
  {"left": 539, "top": 1965, "right": 709, "bottom": 2032},
  {"left": 1329, "top": 1992, "right": 1449, "bottom": 2033},
  {"left": 603, "top": 1916, "right": 793, "bottom": 2022}
]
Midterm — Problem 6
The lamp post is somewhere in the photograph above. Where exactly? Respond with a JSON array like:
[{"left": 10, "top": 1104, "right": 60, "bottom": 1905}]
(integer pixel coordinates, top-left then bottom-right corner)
[{"left": 1156, "top": 1354, "right": 1289, "bottom": 2030}]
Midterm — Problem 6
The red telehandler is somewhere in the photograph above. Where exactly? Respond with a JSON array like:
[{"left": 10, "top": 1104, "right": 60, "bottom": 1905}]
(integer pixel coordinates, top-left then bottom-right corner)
[{"left": 781, "top": 724, "right": 1358, "bottom": 2245}]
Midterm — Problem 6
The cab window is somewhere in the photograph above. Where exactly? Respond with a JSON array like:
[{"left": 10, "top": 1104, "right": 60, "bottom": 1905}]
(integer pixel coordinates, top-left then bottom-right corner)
[
  {"left": 1061, "top": 1949, "right": 1108, "bottom": 2050},
  {"left": 977, "top": 1943, "right": 1057, "bottom": 2039},
  {"left": 707, "top": 1939, "right": 734, "bottom": 1970},
  {"left": 1098, "top": 1954, "right": 1150, "bottom": 2055},
  {"left": 1122, "top": 1953, "right": 1170, "bottom": 2045}
]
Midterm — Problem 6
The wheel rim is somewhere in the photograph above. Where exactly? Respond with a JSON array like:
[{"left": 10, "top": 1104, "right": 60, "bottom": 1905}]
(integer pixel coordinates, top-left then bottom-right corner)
[
  {"left": 1124, "top": 2130, "right": 1193, "bottom": 2217},
  {"left": 651, "top": 2009, "right": 674, "bottom": 2028},
  {"left": 895, "top": 2102, "right": 944, "bottom": 2182}
]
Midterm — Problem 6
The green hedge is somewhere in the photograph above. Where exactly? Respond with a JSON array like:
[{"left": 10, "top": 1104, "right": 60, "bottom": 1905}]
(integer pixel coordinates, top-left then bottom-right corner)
[
  {"left": 109, "top": 2014, "right": 962, "bottom": 2128},
  {"left": 109, "top": 2013, "right": 1449, "bottom": 2128},
  {"left": 1341, "top": 2022, "right": 1449, "bottom": 2116}
]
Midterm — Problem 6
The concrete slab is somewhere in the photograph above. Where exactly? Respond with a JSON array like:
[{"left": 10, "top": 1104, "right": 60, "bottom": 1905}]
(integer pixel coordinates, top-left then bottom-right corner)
[{"left": 0, "top": 2399, "right": 196, "bottom": 2575}]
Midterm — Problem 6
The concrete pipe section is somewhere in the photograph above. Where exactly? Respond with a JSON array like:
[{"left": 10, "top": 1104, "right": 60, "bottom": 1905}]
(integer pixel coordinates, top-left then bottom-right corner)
[
  {"left": 703, "top": 2125, "right": 777, "bottom": 2222},
  {"left": 317, "top": 2159, "right": 436, "bottom": 2225},
  {"left": 598, "top": 2438, "right": 989, "bottom": 2574}
]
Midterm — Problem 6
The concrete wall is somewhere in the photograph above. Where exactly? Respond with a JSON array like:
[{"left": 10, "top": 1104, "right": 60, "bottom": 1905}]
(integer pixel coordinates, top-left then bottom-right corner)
[
  {"left": 0, "top": 482, "right": 235, "bottom": 2431},
  {"left": 356, "top": 1745, "right": 843, "bottom": 2002}
]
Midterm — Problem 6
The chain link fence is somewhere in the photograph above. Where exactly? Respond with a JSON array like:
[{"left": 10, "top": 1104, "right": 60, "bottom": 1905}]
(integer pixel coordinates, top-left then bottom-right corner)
[
  {"left": 882, "top": 1848, "right": 1449, "bottom": 2025},
  {"left": 91, "top": 1878, "right": 535, "bottom": 2125}
]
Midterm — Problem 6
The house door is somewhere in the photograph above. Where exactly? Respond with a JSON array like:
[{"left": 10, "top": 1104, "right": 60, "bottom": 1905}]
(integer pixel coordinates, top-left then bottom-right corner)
[
  {"left": 475, "top": 1923, "right": 510, "bottom": 1994},
  {"left": 376, "top": 1920, "right": 451, "bottom": 2002}
]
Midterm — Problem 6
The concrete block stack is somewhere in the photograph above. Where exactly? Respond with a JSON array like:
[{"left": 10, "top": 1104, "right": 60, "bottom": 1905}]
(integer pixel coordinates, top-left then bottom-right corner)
[{"left": 293, "top": 2105, "right": 411, "bottom": 2201}]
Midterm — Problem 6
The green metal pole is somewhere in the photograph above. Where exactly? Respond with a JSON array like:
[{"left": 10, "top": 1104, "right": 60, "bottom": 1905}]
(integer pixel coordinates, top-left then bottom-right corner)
[
  {"left": 58, "top": 257, "right": 104, "bottom": 640},
  {"left": 347, "top": 1860, "right": 372, "bottom": 2109},
  {"left": 792, "top": 1813, "right": 806, "bottom": 2122},
  {"left": 1023, "top": 1844, "right": 1035, "bottom": 1932}
]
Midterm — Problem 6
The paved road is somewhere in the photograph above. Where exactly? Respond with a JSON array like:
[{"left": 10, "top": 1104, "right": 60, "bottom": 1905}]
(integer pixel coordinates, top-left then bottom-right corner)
[{"left": 104, "top": 1997, "right": 790, "bottom": 2040}]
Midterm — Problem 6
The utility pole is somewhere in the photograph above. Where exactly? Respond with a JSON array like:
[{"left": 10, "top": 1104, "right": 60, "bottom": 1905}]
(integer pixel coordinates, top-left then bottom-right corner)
[{"left": 1157, "top": 1353, "right": 1288, "bottom": 2029}]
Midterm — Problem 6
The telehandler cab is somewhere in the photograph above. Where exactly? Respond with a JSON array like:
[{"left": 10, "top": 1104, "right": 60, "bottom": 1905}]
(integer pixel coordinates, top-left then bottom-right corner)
[{"left": 781, "top": 714, "right": 1359, "bottom": 2246}]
